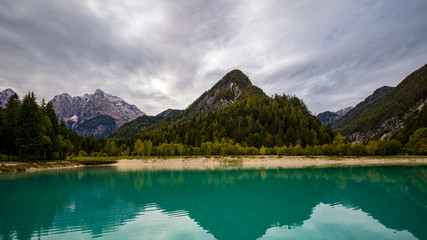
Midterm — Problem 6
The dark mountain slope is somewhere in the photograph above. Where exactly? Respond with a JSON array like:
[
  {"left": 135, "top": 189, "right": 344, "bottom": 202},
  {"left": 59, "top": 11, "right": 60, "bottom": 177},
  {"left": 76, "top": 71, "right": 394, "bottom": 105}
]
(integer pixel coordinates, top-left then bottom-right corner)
[
  {"left": 75, "top": 115, "right": 117, "bottom": 138},
  {"left": 156, "top": 109, "right": 183, "bottom": 118},
  {"left": 110, "top": 109, "right": 183, "bottom": 139},
  {"left": 354, "top": 86, "right": 394, "bottom": 110},
  {"left": 332, "top": 64, "right": 427, "bottom": 142}
]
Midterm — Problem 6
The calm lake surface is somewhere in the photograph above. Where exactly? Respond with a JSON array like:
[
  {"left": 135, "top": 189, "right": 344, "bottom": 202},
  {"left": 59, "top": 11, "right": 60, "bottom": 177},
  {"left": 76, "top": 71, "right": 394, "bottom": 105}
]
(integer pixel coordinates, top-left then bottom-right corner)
[{"left": 0, "top": 166, "right": 426, "bottom": 240}]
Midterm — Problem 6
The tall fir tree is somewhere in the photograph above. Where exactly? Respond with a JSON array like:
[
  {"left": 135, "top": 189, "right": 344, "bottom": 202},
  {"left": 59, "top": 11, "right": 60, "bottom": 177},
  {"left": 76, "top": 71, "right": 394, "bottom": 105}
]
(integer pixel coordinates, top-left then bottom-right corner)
[{"left": 15, "top": 92, "right": 43, "bottom": 159}]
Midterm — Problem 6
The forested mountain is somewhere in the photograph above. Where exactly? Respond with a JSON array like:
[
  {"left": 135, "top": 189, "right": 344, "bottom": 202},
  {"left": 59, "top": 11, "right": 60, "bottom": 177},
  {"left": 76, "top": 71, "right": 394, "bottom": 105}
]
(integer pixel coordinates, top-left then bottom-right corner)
[
  {"left": 117, "top": 70, "right": 334, "bottom": 149},
  {"left": 135, "top": 94, "right": 334, "bottom": 149},
  {"left": 50, "top": 89, "right": 145, "bottom": 137},
  {"left": 111, "top": 70, "right": 266, "bottom": 139},
  {"left": 332, "top": 64, "right": 427, "bottom": 143},
  {"left": 110, "top": 109, "right": 183, "bottom": 139},
  {"left": 0, "top": 88, "right": 16, "bottom": 108},
  {"left": 183, "top": 69, "right": 266, "bottom": 118}
]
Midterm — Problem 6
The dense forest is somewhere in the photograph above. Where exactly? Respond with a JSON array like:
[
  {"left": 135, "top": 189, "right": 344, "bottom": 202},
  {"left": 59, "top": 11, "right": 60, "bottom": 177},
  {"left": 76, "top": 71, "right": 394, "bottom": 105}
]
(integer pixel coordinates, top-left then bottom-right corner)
[
  {"left": 0, "top": 92, "right": 75, "bottom": 160},
  {"left": 1, "top": 91, "right": 426, "bottom": 161},
  {"left": 138, "top": 94, "right": 334, "bottom": 148}
]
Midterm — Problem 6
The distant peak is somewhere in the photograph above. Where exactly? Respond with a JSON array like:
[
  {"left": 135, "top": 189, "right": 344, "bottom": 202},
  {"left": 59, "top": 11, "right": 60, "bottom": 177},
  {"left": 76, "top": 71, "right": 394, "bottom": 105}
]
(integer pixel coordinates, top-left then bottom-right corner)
[
  {"left": 3, "top": 88, "right": 14, "bottom": 92},
  {"left": 95, "top": 89, "right": 104, "bottom": 94},
  {"left": 1, "top": 88, "right": 16, "bottom": 95}
]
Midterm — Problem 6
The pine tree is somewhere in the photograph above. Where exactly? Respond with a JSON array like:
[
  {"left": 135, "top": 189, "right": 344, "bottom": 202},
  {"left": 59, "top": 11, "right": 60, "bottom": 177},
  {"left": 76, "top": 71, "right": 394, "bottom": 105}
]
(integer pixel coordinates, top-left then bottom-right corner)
[
  {"left": 16, "top": 92, "right": 43, "bottom": 159},
  {"left": 3, "top": 93, "right": 20, "bottom": 160}
]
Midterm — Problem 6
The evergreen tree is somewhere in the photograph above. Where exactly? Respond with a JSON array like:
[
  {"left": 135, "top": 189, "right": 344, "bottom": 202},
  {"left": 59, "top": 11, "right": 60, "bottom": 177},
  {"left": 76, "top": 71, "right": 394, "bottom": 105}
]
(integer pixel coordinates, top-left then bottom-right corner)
[
  {"left": 3, "top": 93, "right": 20, "bottom": 160},
  {"left": 16, "top": 92, "right": 43, "bottom": 159}
]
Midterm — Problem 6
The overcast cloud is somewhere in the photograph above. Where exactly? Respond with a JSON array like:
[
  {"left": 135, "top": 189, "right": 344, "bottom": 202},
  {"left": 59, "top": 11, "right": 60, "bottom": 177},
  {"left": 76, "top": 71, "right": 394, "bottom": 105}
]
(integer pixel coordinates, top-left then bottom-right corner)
[{"left": 0, "top": 0, "right": 426, "bottom": 115}]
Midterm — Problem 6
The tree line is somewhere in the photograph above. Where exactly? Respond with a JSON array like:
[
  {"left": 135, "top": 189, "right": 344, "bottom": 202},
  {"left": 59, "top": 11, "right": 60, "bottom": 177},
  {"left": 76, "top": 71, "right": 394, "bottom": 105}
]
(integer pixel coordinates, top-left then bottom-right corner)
[
  {"left": 0, "top": 92, "right": 74, "bottom": 160},
  {"left": 1, "top": 92, "right": 426, "bottom": 160}
]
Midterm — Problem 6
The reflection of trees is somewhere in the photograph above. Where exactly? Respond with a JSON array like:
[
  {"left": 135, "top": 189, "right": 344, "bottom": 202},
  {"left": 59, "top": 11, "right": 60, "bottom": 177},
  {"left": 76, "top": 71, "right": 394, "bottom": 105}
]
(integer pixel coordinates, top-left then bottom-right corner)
[
  {"left": 0, "top": 167, "right": 426, "bottom": 240},
  {"left": 0, "top": 171, "right": 79, "bottom": 240}
]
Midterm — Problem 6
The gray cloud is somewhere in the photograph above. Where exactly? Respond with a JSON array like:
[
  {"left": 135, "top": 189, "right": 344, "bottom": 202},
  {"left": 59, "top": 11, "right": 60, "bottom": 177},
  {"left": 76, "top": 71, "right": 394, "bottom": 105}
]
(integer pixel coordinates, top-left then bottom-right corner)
[{"left": 0, "top": 0, "right": 426, "bottom": 115}]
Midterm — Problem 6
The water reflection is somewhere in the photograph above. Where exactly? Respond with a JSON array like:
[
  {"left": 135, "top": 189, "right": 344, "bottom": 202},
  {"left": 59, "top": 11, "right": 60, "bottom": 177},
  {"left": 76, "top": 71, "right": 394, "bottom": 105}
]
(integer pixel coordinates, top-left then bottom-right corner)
[{"left": 0, "top": 167, "right": 426, "bottom": 240}]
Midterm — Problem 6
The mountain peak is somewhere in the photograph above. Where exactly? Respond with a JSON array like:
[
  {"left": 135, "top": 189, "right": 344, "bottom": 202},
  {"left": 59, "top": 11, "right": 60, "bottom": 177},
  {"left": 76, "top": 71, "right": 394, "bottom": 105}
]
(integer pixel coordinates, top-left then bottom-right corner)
[
  {"left": 2, "top": 88, "right": 15, "bottom": 94},
  {"left": 94, "top": 89, "right": 105, "bottom": 95},
  {"left": 184, "top": 69, "right": 264, "bottom": 118},
  {"left": 50, "top": 90, "right": 145, "bottom": 137},
  {"left": 0, "top": 88, "right": 17, "bottom": 108},
  {"left": 217, "top": 69, "right": 252, "bottom": 88}
]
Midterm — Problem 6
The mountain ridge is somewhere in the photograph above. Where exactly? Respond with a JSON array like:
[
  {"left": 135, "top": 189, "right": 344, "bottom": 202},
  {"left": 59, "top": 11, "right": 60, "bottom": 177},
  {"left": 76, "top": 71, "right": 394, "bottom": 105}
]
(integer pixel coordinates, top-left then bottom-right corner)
[
  {"left": 317, "top": 106, "right": 353, "bottom": 125},
  {"left": 332, "top": 64, "right": 427, "bottom": 143},
  {"left": 50, "top": 89, "right": 145, "bottom": 138}
]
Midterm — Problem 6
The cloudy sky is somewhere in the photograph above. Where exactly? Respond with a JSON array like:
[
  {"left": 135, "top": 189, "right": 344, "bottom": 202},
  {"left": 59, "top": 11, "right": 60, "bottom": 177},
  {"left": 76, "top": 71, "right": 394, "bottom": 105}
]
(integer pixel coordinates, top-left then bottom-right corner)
[{"left": 0, "top": 0, "right": 426, "bottom": 115}]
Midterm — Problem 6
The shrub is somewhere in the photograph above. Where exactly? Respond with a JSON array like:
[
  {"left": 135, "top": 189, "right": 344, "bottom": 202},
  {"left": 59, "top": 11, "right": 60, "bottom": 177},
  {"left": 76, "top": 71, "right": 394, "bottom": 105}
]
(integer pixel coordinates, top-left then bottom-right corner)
[{"left": 378, "top": 140, "right": 402, "bottom": 155}]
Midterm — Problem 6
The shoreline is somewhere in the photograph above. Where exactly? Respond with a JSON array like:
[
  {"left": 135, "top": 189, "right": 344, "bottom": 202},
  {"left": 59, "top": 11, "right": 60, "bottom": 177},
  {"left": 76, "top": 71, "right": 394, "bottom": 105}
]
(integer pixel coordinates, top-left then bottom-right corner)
[
  {"left": 111, "top": 156, "right": 427, "bottom": 171},
  {"left": 1, "top": 156, "right": 426, "bottom": 173}
]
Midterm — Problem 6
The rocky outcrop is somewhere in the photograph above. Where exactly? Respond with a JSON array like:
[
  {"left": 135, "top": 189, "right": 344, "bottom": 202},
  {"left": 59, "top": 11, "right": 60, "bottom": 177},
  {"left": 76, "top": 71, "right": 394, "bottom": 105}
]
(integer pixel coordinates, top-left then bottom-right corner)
[
  {"left": 0, "top": 88, "right": 17, "bottom": 108},
  {"left": 50, "top": 89, "right": 145, "bottom": 137},
  {"left": 347, "top": 98, "right": 427, "bottom": 142}
]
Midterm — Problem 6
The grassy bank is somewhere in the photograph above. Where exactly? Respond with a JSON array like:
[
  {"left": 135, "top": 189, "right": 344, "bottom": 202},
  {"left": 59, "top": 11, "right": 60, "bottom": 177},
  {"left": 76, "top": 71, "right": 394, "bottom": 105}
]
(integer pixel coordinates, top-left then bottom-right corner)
[{"left": 0, "top": 159, "right": 117, "bottom": 173}]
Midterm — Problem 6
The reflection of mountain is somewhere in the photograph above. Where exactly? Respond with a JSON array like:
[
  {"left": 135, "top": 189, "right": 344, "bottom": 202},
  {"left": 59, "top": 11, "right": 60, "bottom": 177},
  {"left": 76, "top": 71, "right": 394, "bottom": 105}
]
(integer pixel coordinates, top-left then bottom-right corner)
[
  {"left": 110, "top": 170, "right": 335, "bottom": 240},
  {"left": 0, "top": 167, "right": 426, "bottom": 240}
]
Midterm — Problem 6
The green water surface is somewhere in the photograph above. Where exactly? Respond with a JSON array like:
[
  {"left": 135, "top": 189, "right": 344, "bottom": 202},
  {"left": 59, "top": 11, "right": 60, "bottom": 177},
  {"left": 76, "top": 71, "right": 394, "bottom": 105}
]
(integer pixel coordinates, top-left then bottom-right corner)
[{"left": 0, "top": 166, "right": 426, "bottom": 240}]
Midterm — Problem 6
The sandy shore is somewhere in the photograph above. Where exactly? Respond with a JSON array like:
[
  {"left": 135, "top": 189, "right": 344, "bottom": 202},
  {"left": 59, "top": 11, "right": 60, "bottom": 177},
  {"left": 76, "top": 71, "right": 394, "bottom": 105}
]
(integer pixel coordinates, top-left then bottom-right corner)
[
  {"left": 1, "top": 156, "right": 426, "bottom": 173},
  {"left": 110, "top": 156, "right": 427, "bottom": 171}
]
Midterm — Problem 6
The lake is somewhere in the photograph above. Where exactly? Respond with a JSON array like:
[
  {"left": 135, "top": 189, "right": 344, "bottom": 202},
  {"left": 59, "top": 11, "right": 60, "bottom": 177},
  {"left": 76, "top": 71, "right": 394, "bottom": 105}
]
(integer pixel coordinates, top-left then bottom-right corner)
[{"left": 0, "top": 166, "right": 426, "bottom": 239}]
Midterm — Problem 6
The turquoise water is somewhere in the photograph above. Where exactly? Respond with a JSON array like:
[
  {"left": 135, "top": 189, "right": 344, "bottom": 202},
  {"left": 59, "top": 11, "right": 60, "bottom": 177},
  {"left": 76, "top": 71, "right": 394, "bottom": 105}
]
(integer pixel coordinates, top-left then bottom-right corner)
[{"left": 0, "top": 166, "right": 426, "bottom": 240}]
